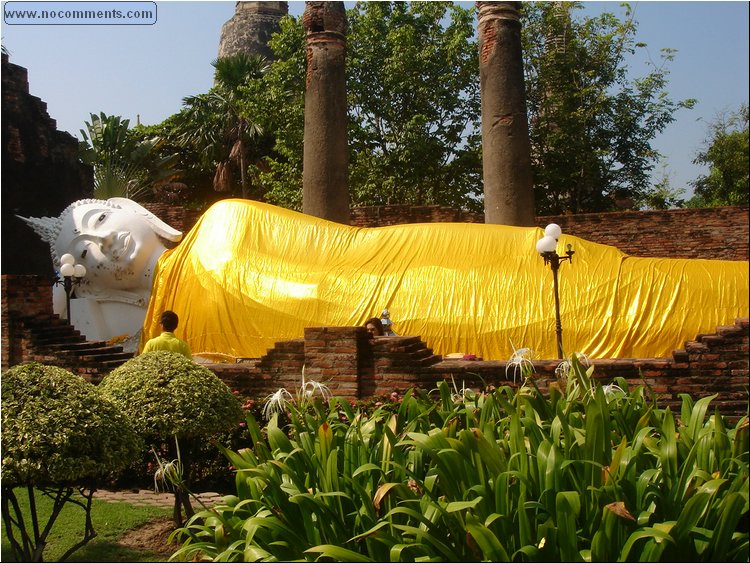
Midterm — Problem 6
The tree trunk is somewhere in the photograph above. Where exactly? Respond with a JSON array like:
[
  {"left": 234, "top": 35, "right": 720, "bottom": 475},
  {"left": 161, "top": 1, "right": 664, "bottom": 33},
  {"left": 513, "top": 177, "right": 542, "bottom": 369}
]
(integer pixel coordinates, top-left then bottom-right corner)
[{"left": 238, "top": 124, "right": 249, "bottom": 199}]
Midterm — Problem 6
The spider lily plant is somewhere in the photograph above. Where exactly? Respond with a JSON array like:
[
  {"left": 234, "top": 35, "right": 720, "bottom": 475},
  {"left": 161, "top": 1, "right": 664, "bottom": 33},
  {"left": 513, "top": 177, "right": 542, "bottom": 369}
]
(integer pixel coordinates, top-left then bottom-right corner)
[{"left": 171, "top": 357, "right": 749, "bottom": 562}]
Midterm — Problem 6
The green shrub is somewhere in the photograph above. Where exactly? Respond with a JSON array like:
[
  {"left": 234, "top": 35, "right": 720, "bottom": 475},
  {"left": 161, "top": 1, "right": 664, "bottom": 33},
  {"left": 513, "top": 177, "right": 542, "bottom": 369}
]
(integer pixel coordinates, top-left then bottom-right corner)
[
  {"left": 98, "top": 351, "right": 243, "bottom": 526},
  {"left": 98, "top": 351, "right": 243, "bottom": 441},
  {"left": 1, "top": 362, "right": 141, "bottom": 488},
  {"left": 172, "top": 356, "right": 749, "bottom": 562},
  {"left": 1, "top": 362, "right": 141, "bottom": 562}
]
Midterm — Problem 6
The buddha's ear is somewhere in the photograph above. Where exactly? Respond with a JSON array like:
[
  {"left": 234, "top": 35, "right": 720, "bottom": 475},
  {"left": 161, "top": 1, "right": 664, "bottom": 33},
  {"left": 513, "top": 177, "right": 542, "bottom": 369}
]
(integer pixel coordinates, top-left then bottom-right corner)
[{"left": 108, "top": 197, "right": 182, "bottom": 242}]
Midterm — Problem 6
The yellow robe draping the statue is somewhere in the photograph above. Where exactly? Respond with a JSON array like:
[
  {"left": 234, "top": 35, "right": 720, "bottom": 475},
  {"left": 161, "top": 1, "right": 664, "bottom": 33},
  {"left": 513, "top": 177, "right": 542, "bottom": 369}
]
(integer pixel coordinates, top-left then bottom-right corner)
[{"left": 141, "top": 199, "right": 749, "bottom": 361}]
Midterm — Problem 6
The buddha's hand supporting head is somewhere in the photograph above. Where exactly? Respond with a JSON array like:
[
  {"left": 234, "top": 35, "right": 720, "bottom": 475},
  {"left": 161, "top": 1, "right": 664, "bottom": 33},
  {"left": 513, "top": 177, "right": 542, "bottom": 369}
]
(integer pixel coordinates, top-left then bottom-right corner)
[{"left": 19, "top": 197, "right": 182, "bottom": 301}]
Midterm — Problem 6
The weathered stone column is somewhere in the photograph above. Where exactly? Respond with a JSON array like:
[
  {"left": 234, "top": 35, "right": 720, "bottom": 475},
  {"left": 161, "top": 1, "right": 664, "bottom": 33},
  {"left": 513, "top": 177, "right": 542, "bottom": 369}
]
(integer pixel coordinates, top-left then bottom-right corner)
[
  {"left": 477, "top": 1, "right": 535, "bottom": 226},
  {"left": 302, "top": 1, "right": 350, "bottom": 224}
]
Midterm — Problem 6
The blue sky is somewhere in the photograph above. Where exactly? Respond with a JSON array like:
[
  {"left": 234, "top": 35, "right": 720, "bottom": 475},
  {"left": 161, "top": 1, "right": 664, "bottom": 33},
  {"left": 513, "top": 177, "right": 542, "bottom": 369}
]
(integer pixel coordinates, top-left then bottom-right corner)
[{"left": 2, "top": 1, "right": 748, "bottom": 199}]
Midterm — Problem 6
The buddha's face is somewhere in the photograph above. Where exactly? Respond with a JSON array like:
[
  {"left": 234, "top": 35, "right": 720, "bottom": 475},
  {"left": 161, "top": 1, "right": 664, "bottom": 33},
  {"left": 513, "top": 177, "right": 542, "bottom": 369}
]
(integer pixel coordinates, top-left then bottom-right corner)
[{"left": 54, "top": 202, "right": 168, "bottom": 291}]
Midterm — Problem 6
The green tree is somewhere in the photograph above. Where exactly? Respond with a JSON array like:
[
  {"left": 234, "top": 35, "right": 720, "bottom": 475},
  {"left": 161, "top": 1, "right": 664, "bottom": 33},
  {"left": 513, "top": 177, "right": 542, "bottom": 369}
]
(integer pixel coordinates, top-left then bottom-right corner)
[
  {"left": 152, "top": 2, "right": 692, "bottom": 216},
  {"left": 98, "top": 351, "right": 243, "bottom": 527},
  {"left": 638, "top": 165, "right": 686, "bottom": 209},
  {"left": 241, "top": 13, "right": 306, "bottom": 210},
  {"left": 346, "top": 1, "right": 481, "bottom": 210},
  {"left": 1, "top": 363, "right": 141, "bottom": 562},
  {"left": 255, "top": 1, "right": 688, "bottom": 214},
  {"left": 79, "top": 112, "right": 179, "bottom": 201},
  {"left": 522, "top": 2, "right": 695, "bottom": 214},
  {"left": 171, "top": 53, "right": 270, "bottom": 199},
  {"left": 240, "top": 2, "right": 481, "bottom": 211},
  {"left": 688, "top": 103, "right": 749, "bottom": 207}
]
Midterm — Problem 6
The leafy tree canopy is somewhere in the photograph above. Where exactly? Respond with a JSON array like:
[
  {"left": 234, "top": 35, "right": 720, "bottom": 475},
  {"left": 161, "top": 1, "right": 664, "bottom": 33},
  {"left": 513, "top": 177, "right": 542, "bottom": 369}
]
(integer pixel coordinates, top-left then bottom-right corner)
[
  {"left": 522, "top": 1, "right": 695, "bottom": 214},
  {"left": 79, "top": 112, "right": 180, "bottom": 201},
  {"left": 171, "top": 53, "right": 271, "bottom": 199},
  {"left": 345, "top": 1, "right": 482, "bottom": 210},
  {"left": 98, "top": 351, "right": 244, "bottom": 526},
  {"left": 240, "top": 13, "right": 307, "bottom": 210},
  {"left": 144, "top": 1, "right": 693, "bottom": 216},
  {"left": 2, "top": 362, "right": 142, "bottom": 562},
  {"left": 687, "top": 103, "right": 749, "bottom": 207}
]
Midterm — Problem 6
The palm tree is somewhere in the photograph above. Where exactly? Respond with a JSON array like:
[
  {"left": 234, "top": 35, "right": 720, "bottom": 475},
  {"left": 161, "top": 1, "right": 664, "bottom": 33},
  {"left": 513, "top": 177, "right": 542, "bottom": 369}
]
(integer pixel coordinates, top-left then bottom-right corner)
[
  {"left": 173, "top": 53, "right": 269, "bottom": 199},
  {"left": 79, "top": 112, "right": 179, "bottom": 201}
]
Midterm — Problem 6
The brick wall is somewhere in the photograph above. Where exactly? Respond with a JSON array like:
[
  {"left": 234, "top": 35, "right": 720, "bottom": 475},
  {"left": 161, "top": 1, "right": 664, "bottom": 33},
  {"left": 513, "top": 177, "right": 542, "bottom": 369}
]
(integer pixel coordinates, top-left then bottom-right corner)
[
  {"left": 537, "top": 207, "right": 749, "bottom": 261},
  {"left": 1, "top": 275, "right": 53, "bottom": 365},
  {"left": 3, "top": 200, "right": 749, "bottom": 421},
  {"left": 148, "top": 203, "right": 749, "bottom": 262},
  {"left": 144, "top": 204, "right": 204, "bottom": 237},
  {"left": 204, "top": 320, "right": 748, "bottom": 423}
]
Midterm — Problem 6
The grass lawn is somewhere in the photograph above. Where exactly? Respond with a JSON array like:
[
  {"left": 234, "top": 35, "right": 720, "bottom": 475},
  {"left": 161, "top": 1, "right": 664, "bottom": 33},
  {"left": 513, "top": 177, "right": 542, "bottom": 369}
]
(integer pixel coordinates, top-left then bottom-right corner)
[{"left": 1, "top": 488, "right": 174, "bottom": 562}]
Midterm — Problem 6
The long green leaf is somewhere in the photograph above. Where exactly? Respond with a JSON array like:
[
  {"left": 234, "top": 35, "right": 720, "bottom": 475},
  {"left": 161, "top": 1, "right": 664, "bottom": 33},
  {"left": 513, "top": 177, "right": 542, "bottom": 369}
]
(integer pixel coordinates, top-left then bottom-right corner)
[
  {"left": 707, "top": 492, "right": 748, "bottom": 561},
  {"left": 618, "top": 526, "right": 676, "bottom": 560},
  {"left": 305, "top": 544, "right": 375, "bottom": 561},
  {"left": 465, "top": 514, "right": 511, "bottom": 561},
  {"left": 556, "top": 491, "right": 582, "bottom": 562}
]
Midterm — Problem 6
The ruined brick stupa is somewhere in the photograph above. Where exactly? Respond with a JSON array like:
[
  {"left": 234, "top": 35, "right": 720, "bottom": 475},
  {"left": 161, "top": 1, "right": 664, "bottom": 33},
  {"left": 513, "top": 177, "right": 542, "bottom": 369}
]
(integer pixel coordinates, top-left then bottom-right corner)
[{"left": 217, "top": 1, "right": 289, "bottom": 61}]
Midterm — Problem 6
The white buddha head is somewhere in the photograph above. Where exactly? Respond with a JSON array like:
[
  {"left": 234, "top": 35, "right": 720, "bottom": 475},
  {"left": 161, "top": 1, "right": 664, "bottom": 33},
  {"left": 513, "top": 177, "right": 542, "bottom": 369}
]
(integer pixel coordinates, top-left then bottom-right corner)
[{"left": 19, "top": 197, "right": 182, "bottom": 300}]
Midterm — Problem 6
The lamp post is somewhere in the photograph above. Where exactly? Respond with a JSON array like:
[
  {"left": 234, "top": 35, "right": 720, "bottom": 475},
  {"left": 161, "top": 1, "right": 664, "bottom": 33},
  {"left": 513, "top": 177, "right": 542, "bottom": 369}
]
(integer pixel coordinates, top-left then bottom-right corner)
[
  {"left": 53, "top": 253, "right": 86, "bottom": 323},
  {"left": 536, "top": 224, "right": 574, "bottom": 359}
]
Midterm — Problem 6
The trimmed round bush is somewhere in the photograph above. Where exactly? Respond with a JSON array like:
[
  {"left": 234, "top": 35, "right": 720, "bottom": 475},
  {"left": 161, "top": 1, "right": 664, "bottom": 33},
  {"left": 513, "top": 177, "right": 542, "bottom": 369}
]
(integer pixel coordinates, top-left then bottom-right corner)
[
  {"left": 1, "top": 362, "right": 142, "bottom": 488},
  {"left": 98, "top": 351, "right": 243, "bottom": 441}
]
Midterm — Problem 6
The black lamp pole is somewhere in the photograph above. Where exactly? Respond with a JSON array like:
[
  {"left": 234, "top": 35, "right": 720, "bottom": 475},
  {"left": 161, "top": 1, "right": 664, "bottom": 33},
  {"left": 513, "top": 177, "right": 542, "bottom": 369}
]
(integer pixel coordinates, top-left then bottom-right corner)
[
  {"left": 540, "top": 244, "right": 574, "bottom": 359},
  {"left": 53, "top": 255, "right": 86, "bottom": 323},
  {"left": 62, "top": 275, "right": 73, "bottom": 321},
  {"left": 53, "top": 274, "right": 84, "bottom": 322}
]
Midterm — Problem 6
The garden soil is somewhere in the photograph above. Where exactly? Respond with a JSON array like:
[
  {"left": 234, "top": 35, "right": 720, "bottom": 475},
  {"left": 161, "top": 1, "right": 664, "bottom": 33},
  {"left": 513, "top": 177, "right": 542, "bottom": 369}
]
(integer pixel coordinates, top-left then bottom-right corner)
[{"left": 116, "top": 516, "right": 179, "bottom": 558}]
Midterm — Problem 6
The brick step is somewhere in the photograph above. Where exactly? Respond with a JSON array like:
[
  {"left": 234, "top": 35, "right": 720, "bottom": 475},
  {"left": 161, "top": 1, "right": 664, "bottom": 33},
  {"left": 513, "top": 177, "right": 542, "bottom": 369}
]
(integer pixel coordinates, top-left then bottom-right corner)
[
  {"left": 74, "top": 345, "right": 131, "bottom": 357},
  {"left": 18, "top": 314, "right": 69, "bottom": 328},
  {"left": 99, "top": 358, "right": 132, "bottom": 370},
  {"left": 50, "top": 349, "right": 130, "bottom": 364},
  {"left": 401, "top": 341, "right": 431, "bottom": 352},
  {"left": 384, "top": 344, "right": 433, "bottom": 356},
  {"left": 388, "top": 336, "right": 424, "bottom": 348},
  {"left": 25, "top": 317, "right": 81, "bottom": 332},
  {"left": 34, "top": 333, "right": 87, "bottom": 345},
  {"left": 415, "top": 355, "right": 442, "bottom": 367},
  {"left": 30, "top": 325, "right": 85, "bottom": 340},
  {"left": 387, "top": 355, "right": 442, "bottom": 368},
  {"left": 273, "top": 339, "right": 304, "bottom": 350},
  {"left": 381, "top": 345, "right": 435, "bottom": 359},
  {"left": 683, "top": 341, "right": 708, "bottom": 352},
  {"left": 79, "top": 351, "right": 134, "bottom": 363},
  {"left": 716, "top": 325, "right": 745, "bottom": 337},
  {"left": 672, "top": 350, "right": 689, "bottom": 363},
  {"left": 697, "top": 334, "right": 727, "bottom": 345},
  {"left": 41, "top": 341, "right": 123, "bottom": 353},
  {"left": 410, "top": 346, "right": 436, "bottom": 359}
]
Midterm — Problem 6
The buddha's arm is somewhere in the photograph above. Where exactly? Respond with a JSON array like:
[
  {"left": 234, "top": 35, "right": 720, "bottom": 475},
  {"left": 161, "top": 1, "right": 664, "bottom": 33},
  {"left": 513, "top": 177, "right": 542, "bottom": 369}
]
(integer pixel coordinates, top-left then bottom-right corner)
[{"left": 74, "top": 286, "right": 149, "bottom": 307}]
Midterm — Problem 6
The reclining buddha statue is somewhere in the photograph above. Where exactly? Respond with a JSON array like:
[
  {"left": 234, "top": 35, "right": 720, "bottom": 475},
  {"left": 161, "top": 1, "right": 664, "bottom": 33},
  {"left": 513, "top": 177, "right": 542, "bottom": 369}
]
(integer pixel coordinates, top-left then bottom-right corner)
[{"left": 22, "top": 197, "right": 749, "bottom": 361}]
